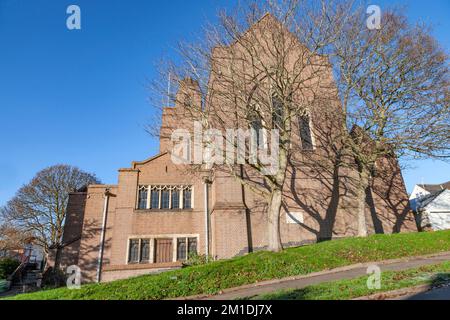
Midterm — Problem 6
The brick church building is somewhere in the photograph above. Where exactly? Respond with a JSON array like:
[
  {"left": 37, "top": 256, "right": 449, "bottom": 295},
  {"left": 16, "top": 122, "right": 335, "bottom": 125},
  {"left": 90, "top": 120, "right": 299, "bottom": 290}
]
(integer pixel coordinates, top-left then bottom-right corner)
[{"left": 55, "top": 14, "right": 417, "bottom": 283}]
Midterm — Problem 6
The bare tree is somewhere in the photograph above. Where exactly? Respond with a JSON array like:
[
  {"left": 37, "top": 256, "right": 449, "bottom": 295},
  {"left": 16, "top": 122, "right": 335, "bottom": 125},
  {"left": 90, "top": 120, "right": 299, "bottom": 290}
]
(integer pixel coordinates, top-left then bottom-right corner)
[
  {"left": 148, "top": 0, "right": 448, "bottom": 251},
  {"left": 330, "top": 8, "right": 450, "bottom": 236},
  {"left": 1, "top": 165, "right": 99, "bottom": 253},
  {"left": 0, "top": 223, "right": 32, "bottom": 258},
  {"left": 149, "top": 0, "right": 351, "bottom": 252}
]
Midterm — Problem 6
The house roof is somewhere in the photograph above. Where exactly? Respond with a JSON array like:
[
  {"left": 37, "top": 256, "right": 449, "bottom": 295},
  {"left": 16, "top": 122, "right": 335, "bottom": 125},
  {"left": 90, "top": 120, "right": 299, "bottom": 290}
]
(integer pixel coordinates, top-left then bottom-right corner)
[
  {"left": 418, "top": 189, "right": 447, "bottom": 209},
  {"left": 420, "top": 181, "right": 450, "bottom": 193}
]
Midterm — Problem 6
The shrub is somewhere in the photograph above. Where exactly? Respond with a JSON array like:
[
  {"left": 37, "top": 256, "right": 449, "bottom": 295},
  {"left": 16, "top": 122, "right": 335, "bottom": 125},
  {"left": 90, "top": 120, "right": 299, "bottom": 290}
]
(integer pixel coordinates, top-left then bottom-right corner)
[
  {"left": 183, "top": 253, "right": 213, "bottom": 267},
  {"left": 0, "top": 258, "right": 20, "bottom": 279},
  {"left": 41, "top": 267, "right": 67, "bottom": 288}
]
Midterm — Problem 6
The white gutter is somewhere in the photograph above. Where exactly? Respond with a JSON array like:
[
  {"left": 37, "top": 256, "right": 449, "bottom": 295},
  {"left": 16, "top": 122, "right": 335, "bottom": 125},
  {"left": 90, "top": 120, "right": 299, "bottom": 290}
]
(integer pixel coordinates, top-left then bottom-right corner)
[{"left": 96, "top": 188, "right": 110, "bottom": 283}]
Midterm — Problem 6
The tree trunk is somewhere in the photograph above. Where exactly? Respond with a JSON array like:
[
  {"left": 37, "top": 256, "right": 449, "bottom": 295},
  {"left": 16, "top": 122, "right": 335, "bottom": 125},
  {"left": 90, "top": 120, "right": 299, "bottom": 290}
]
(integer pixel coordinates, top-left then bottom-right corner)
[
  {"left": 356, "top": 164, "right": 370, "bottom": 237},
  {"left": 267, "top": 188, "right": 283, "bottom": 252}
]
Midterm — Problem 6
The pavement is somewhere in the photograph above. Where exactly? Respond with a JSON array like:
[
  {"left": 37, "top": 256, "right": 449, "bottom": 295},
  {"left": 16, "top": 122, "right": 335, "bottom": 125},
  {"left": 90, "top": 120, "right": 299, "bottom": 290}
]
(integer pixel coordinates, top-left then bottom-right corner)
[{"left": 179, "top": 251, "right": 450, "bottom": 300}]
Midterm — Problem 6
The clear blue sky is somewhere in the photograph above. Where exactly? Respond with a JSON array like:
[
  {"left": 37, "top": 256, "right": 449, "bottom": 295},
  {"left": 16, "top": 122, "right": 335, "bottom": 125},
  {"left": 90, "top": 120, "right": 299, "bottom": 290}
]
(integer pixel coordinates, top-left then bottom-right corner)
[{"left": 0, "top": 0, "right": 449, "bottom": 207}]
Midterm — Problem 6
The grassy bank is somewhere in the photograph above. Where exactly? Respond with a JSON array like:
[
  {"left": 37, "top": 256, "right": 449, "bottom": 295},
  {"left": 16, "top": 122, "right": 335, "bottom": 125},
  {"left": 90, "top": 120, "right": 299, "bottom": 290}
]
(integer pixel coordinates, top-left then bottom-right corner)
[
  {"left": 5, "top": 230, "right": 450, "bottom": 300},
  {"left": 254, "top": 261, "right": 450, "bottom": 300}
]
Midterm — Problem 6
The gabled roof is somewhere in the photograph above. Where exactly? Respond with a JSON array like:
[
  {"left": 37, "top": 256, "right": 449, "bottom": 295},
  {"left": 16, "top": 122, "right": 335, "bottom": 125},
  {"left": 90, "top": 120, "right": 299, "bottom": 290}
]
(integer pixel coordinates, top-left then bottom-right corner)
[
  {"left": 419, "top": 181, "right": 450, "bottom": 193},
  {"left": 131, "top": 152, "right": 168, "bottom": 169},
  {"left": 219, "top": 12, "right": 308, "bottom": 53},
  {"left": 418, "top": 189, "right": 448, "bottom": 209}
]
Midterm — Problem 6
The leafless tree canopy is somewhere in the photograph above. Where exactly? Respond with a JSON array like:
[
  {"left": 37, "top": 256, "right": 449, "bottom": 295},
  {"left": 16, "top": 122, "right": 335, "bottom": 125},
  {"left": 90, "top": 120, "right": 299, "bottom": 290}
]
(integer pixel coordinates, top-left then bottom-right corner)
[
  {"left": 329, "top": 6, "right": 449, "bottom": 235},
  {"left": 332, "top": 8, "right": 449, "bottom": 163},
  {"left": 1, "top": 165, "right": 99, "bottom": 253},
  {"left": 151, "top": 0, "right": 352, "bottom": 251},
  {"left": 148, "top": 0, "right": 449, "bottom": 248},
  {"left": 0, "top": 223, "right": 32, "bottom": 257}
]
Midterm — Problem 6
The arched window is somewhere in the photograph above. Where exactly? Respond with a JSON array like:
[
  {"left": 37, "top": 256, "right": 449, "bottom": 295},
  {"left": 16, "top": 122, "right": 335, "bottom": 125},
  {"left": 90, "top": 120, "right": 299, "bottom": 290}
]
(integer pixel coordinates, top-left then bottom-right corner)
[
  {"left": 299, "top": 114, "right": 314, "bottom": 150},
  {"left": 183, "top": 188, "right": 192, "bottom": 209},
  {"left": 272, "top": 95, "right": 284, "bottom": 130},
  {"left": 249, "top": 112, "right": 263, "bottom": 148}
]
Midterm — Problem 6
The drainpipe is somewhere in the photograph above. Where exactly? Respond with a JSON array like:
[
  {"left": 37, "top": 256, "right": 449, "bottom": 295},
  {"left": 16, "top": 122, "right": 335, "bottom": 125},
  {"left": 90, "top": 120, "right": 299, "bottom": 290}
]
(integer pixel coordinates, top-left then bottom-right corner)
[
  {"left": 203, "top": 178, "right": 211, "bottom": 261},
  {"left": 96, "top": 188, "right": 110, "bottom": 283}
]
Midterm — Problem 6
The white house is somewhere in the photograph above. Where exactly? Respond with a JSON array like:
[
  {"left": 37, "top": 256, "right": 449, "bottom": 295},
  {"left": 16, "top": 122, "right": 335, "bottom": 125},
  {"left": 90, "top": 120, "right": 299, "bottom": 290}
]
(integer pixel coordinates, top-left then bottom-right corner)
[
  {"left": 22, "top": 238, "right": 45, "bottom": 270},
  {"left": 409, "top": 181, "right": 450, "bottom": 212},
  {"left": 415, "top": 189, "right": 450, "bottom": 231}
]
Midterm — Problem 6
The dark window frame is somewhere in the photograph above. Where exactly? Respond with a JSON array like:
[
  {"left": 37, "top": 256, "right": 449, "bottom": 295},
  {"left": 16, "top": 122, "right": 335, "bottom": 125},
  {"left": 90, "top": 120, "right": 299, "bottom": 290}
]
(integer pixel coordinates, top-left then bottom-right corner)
[
  {"left": 138, "top": 188, "right": 148, "bottom": 209},
  {"left": 272, "top": 95, "right": 284, "bottom": 130},
  {"left": 250, "top": 114, "right": 264, "bottom": 148},
  {"left": 188, "top": 237, "right": 198, "bottom": 256},
  {"left": 172, "top": 189, "right": 180, "bottom": 209},
  {"left": 299, "top": 114, "right": 314, "bottom": 150},
  {"left": 150, "top": 189, "right": 160, "bottom": 209},
  {"left": 183, "top": 189, "right": 192, "bottom": 209},
  {"left": 161, "top": 190, "right": 170, "bottom": 209},
  {"left": 128, "top": 239, "right": 140, "bottom": 264},
  {"left": 177, "top": 238, "right": 187, "bottom": 261},
  {"left": 140, "top": 239, "right": 150, "bottom": 263},
  {"left": 137, "top": 186, "right": 193, "bottom": 211}
]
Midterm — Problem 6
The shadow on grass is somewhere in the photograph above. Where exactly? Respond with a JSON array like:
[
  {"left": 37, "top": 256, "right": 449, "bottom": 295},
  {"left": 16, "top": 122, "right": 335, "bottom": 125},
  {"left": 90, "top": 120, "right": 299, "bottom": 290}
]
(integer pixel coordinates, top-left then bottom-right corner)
[
  {"left": 249, "top": 272, "right": 450, "bottom": 300},
  {"left": 405, "top": 273, "right": 450, "bottom": 300}
]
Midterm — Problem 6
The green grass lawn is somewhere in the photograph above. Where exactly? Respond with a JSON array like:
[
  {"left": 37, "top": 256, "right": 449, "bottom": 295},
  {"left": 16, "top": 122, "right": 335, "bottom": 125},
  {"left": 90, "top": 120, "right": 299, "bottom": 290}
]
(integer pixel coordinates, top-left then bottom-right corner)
[
  {"left": 5, "top": 230, "right": 450, "bottom": 300},
  {"left": 253, "top": 261, "right": 450, "bottom": 300}
]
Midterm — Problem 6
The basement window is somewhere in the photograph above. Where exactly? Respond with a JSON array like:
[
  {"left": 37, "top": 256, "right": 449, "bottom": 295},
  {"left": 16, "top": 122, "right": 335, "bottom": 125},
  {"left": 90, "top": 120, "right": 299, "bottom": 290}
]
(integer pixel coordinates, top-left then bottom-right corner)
[
  {"left": 176, "top": 237, "right": 198, "bottom": 261},
  {"left": 177, "top": 238, "right": 187, "bottom": 261},
  {"left": 127, "top": 236, "right": 199, "bottom": 264},
  {"left": 128, "top": 239, "right": 139, "bottom": 263},
  {"left": 188, "top": 238, "right": 197, "bottom": 256},
  {"left": 140, "top": 239, "right": 150, "bottom": 263}
]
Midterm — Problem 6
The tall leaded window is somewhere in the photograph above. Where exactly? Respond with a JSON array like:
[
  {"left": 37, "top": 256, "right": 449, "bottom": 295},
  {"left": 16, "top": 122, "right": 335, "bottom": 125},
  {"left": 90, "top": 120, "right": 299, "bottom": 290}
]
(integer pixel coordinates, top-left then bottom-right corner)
[
  {"left": 128, "top": 236, "right": 198, "bottom": 265},
  {"left": 128, "top": 239, "right": 139, "bottom": 263},
  {"left": 138, "top": 187, "right": 148, "bottom": 209},
  {"left": 184, "top": 189, "right": 192, "bottom": 209},
  {"left": 272, "top": 95, "right": 284, "bottom": 130},
  {"left": 172, "top": 189, "right": 180, "bottom": 209},
  {"left": 188, "top": 238, "right": 197, "bottom": 256},
  {"left": 250, "top": 114, "right": 263, "bottom": 148},
  {"left": 177, "top": 238, "right": 187, "bottom": 261},
  {"left": 140, "top": 239, "right": 150, "bottom": 263},
  {"left": 150, "top": 189, "right": 159, "bottom": 209},
  {"left": 161, "top": 190, "right": 170, "bottom": 209},
  {"left": 299, "top": 115, "right": 314, "bottom": 150},
  {"left": 176, "top": 237, "right": 198, "bottom": 261},
  {"left": 138, "top": 185, "right": 193, "bottom": 210}
]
